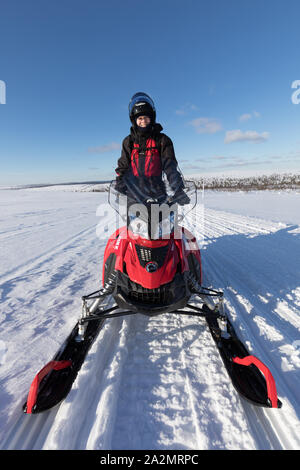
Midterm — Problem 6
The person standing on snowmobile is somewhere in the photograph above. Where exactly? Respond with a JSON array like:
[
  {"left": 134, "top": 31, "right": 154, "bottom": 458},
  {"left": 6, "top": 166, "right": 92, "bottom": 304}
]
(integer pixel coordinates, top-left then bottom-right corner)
[{"left": 115, "top": 92, "right": 190, "bottom": 204}]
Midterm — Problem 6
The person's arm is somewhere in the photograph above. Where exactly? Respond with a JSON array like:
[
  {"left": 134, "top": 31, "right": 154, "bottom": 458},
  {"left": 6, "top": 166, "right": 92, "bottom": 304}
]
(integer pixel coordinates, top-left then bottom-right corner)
[
  {"left": 161, "top": 135, "right": 184, "bottom": 191},
  {"left": 115, "top": 137, "right": 131, "bottom": 192},
  {"left": 115, "top": 136, "right": 131, "bottom": 182}
]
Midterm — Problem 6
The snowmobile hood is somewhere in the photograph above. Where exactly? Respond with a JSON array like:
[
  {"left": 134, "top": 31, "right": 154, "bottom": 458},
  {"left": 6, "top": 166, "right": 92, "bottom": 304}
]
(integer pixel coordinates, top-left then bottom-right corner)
[{"left": 124, "top": 234, "right": 179, "bottom": 290}]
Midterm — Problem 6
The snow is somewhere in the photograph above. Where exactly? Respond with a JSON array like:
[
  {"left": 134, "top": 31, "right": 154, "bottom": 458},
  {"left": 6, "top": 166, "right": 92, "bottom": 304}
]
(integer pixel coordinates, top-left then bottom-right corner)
[
  {"left": 203, "top": 189, "right": 300, "bottom": 226},
  {"left": 0, "top": 186, "right": 299, "bottom": 450}
]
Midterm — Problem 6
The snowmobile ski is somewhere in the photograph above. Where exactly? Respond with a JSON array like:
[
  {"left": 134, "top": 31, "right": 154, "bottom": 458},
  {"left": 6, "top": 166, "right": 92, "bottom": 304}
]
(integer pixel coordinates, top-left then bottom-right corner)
[
  {"left": 203, "top": 304, "right": 282, "bottom": 408},
  {"left": 23, "top": 316, "right": 105, "bottom": 414}
]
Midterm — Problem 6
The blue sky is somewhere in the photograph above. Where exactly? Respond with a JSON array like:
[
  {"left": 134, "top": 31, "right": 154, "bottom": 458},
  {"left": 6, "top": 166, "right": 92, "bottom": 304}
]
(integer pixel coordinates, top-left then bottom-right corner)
[{"left": 0, "top": 0, "right": 300, "bottom": 185}]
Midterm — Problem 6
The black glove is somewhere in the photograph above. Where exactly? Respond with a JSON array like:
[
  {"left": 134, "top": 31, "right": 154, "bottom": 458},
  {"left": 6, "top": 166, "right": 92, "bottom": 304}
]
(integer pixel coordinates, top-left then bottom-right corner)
[{"left": 172, "top": 189, "right": 190, "bottom": 205}]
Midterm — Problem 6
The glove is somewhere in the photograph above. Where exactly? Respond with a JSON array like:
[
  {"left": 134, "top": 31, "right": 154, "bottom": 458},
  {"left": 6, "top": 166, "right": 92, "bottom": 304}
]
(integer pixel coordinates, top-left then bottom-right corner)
[{"left": 173, "top": 189, "right": 190, "bottom": 206}]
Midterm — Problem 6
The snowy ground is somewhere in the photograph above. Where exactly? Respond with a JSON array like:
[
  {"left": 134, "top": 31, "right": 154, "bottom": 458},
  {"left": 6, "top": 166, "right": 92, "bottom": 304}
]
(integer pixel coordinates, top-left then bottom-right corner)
[{"left": 0, "top": 186, "right": 299, "bottom": 450}]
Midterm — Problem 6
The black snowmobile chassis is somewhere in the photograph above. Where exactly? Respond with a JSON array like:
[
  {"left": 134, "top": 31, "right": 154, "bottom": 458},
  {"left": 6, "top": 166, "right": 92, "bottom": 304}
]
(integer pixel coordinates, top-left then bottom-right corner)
[{"left": 23, "top": 283, "right": 282, "bottom": 414}]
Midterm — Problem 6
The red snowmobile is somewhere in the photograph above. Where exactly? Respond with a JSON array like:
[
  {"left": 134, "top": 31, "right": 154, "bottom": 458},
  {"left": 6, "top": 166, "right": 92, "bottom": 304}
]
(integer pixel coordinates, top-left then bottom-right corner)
[{"left": 24, "top": 175, "right": 282, "bottom": 414}]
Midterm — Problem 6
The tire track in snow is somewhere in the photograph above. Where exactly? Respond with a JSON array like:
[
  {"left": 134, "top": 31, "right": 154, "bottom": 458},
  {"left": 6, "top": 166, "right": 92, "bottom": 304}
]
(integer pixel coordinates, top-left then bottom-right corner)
[
  {"left": 0, "top": 208, "right": 114, "bottom": 448},
  {"left": 2, "top": 201, "right": 300, "bottom": 450},
  {"left": 0, "top": 223, "right": 99, "bottom": 286},
  {"left": 193, "top": 207, "right": 300, "bottom": 449},
  {"left": 1, "top": 401, "right": 60, "bottom": 450},
  {"left": 42, "top": 312, "right": 131, "bottom": 450},
  {"left": 1, "top": 296, "right": 119, "bottom": 450},
  {"left": 97, "top": 312, "right": 256, "bottom": 450},
  {"left": 176, "top": 318, "right": 206, "bottom": 449}
]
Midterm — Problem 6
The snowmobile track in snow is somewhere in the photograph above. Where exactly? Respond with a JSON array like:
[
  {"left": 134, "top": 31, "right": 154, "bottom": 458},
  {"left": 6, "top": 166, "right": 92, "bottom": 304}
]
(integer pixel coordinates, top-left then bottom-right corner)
[{"left": 1, "top": 190, "right": 300, "bottom": 450}]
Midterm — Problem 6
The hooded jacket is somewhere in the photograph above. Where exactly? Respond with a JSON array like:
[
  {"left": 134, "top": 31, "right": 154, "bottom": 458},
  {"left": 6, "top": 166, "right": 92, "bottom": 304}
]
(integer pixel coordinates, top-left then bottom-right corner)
[{"left": 115, "top": 123, "right": 184, "bottom": 194}]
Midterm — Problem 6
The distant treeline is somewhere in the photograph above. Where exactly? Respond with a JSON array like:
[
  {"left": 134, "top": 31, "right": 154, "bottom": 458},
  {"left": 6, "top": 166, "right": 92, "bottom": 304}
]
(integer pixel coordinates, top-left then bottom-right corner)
[
  {"left": 7, "top": 174, "right": 299, "bottom": 192},
  {"left": 188, "top": 173, "right": 300, "bottom": 191}
]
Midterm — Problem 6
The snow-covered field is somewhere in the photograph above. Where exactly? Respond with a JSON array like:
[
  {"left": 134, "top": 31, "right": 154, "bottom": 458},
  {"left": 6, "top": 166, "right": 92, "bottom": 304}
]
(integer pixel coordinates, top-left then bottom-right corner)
[{"left": 0, "top": 186, "right": 299, "bottom": 450}]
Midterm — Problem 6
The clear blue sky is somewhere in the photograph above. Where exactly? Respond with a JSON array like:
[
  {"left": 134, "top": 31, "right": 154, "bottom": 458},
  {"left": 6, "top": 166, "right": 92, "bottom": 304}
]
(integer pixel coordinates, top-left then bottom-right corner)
[{"left": 0, "top": 0, "right": 300, "bottom": 185}]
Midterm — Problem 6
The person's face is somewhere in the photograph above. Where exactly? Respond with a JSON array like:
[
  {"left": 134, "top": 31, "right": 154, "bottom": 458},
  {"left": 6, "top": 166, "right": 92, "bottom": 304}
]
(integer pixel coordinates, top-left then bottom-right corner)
[{"left": 136, "top": 115, "right": 151, "bottom": 127}]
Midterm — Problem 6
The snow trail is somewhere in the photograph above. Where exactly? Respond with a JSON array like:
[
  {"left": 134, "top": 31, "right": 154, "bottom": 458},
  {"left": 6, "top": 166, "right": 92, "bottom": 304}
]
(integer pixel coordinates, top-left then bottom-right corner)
[{"left": 0, "top": 188, "right": 299, "bottom": 450}]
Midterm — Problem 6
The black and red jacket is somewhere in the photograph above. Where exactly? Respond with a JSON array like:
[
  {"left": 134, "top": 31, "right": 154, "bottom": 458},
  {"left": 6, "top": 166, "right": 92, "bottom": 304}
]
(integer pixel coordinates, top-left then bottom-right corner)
[{"left": 115, "top": 123, "right": 184, "bottom": 194}]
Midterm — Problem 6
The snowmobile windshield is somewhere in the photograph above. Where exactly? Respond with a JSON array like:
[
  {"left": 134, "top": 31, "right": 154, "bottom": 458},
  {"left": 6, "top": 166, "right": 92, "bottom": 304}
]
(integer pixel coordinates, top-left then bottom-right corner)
[
  {"left": 128, "top": 92, "right": 155, "bottom": 116},
  {"left": 110, "top": 171, "right": 196, "bottom": 208},
  {"left": 108, "top": 172, "right": 197, "bottom": 239}
]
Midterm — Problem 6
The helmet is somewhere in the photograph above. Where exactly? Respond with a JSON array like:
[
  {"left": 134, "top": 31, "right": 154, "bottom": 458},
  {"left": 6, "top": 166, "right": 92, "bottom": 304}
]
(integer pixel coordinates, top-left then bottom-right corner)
[{"left": 128, "top": 92, "right": 156, "bottom": 125}]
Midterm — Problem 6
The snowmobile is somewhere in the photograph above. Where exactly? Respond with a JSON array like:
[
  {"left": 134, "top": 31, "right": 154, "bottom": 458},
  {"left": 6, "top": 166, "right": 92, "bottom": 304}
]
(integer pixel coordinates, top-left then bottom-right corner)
[{"left": 23, "top": 174, "right": 282, "bottom": 414}]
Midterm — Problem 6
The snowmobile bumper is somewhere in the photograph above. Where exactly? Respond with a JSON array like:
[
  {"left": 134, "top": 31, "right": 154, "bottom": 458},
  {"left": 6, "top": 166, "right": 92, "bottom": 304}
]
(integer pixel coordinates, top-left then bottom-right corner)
[{"left": 113, "top": 271, "right": 191, "bottom": 315}]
